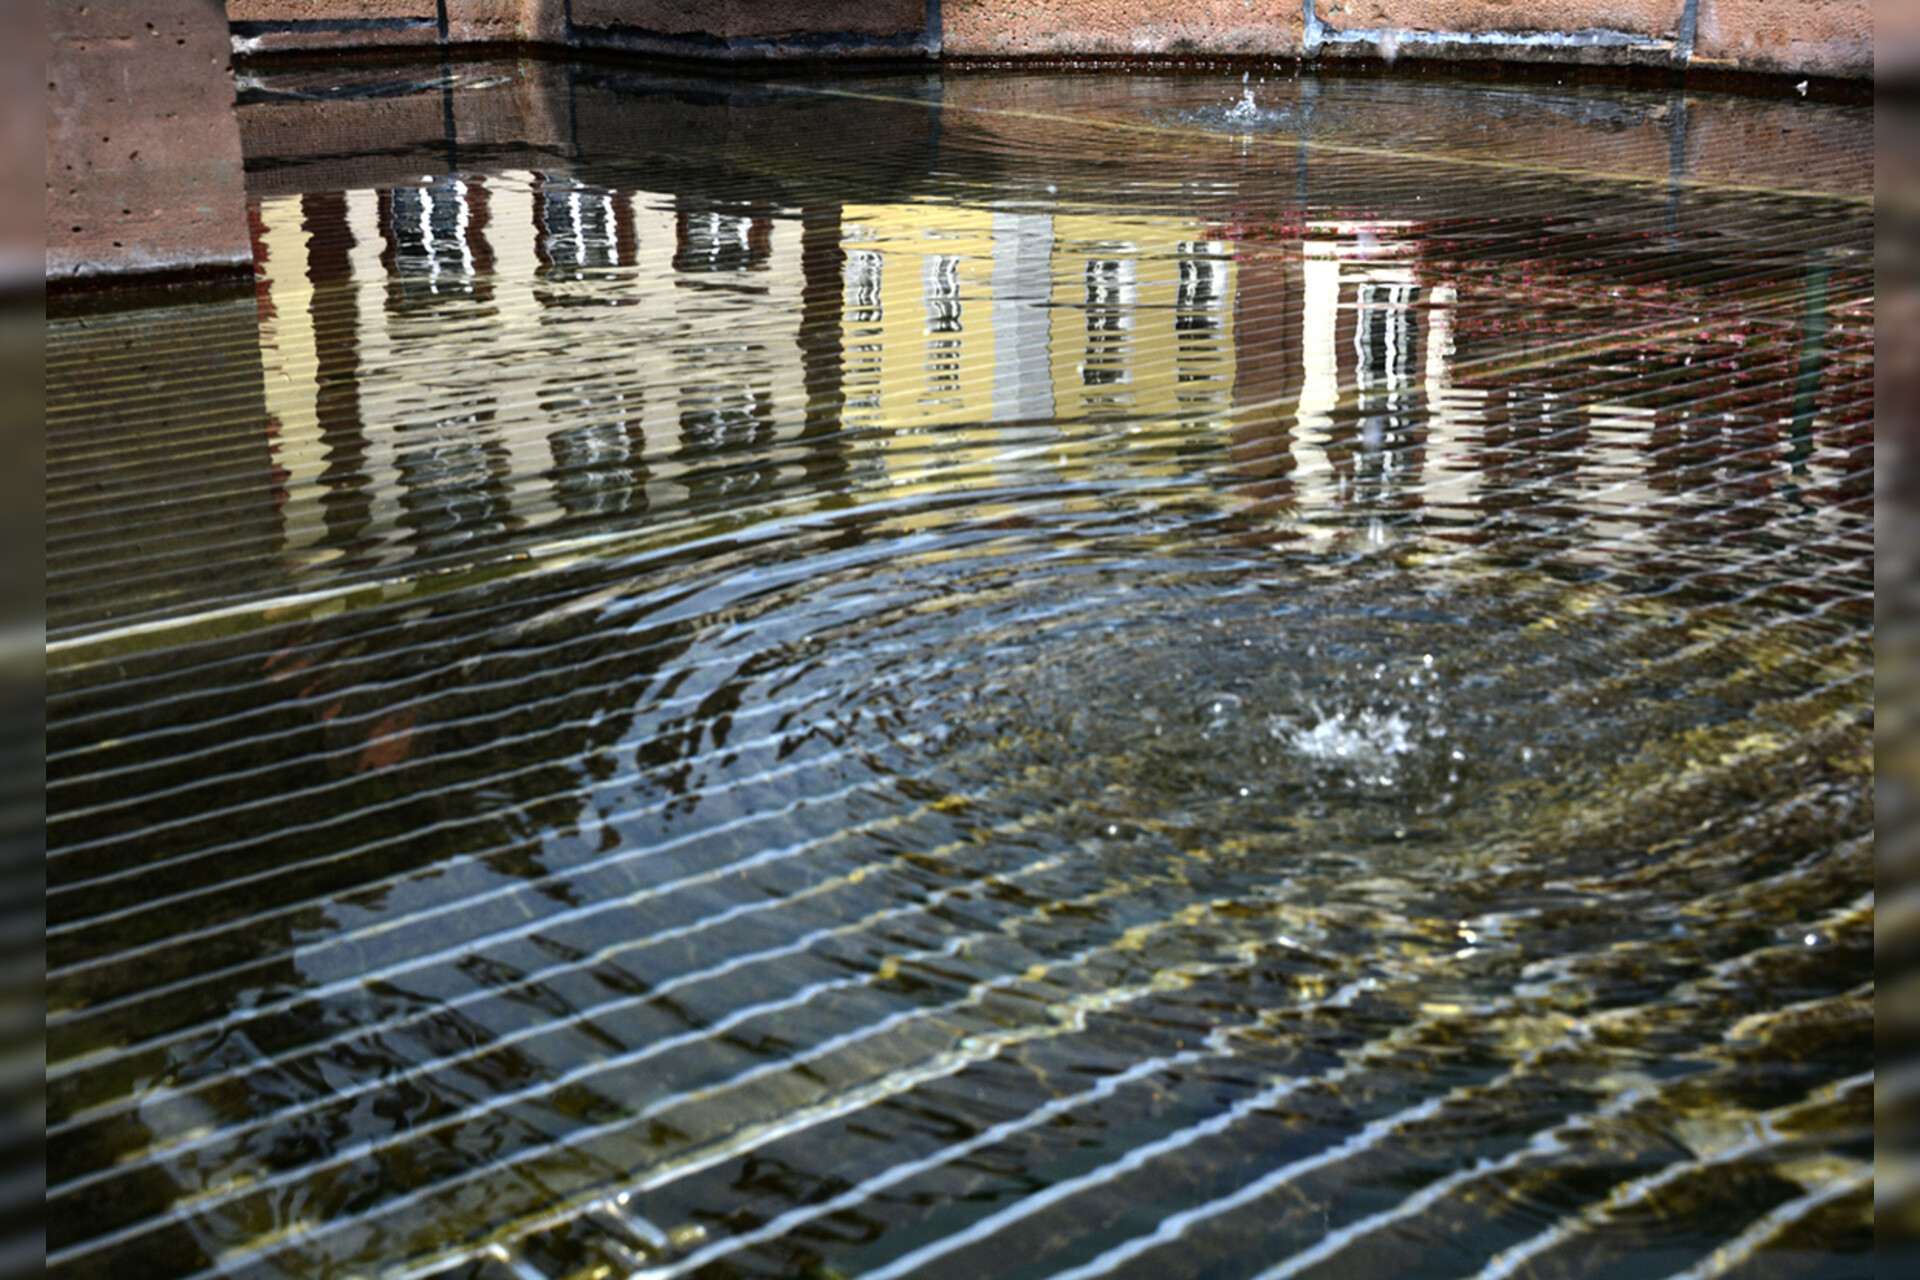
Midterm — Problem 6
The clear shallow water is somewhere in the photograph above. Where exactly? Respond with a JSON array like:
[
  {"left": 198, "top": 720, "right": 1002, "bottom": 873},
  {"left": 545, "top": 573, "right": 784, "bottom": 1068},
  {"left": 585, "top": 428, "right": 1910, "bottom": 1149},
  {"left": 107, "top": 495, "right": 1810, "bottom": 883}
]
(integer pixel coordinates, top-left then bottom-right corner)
[{"left": 47, "top": 64, "right": 1872, "bottom": 1280}]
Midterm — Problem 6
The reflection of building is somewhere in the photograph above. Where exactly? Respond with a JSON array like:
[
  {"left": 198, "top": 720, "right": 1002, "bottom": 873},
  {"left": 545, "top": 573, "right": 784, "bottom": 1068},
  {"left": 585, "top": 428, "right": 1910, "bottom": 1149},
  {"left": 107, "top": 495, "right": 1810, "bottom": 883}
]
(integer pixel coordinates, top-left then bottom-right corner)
[
  {"left": 832, "top": 206, "right": 1241, "bottom": 516},
  {"left": 836, "top": 207, "right": 1242, "bottom": 432},
  {"left": 1047, "top": 217, "right": 1236, "bottom": 426},
  {"left": 838, "top": 204, "right": 998, "bottom": 432},
  {"left": 252, "top": 174, "right": 819, "bottom": 576},
  {"left": 535, "top": 175, "right": 634, "bottom": 275},
  {"left": 382, "top": 176, "right": 495, "bottom": 309},
  {"left": 246, "top": 173, "right": 1862, "bottom": 583},
  {"left": 674, "top": 203, "right": 774, "bottom": 275},
  {"left": 1295, "top": 220, "right": 1428, "bottom": 520}
]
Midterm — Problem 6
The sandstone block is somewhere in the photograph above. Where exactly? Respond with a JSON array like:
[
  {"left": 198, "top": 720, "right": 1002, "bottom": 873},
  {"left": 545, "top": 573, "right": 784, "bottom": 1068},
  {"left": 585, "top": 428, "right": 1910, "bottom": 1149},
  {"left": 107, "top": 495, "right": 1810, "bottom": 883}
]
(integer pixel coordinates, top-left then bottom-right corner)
[{"left": 47, "top": 0, "right": 252, "bottom": 287}]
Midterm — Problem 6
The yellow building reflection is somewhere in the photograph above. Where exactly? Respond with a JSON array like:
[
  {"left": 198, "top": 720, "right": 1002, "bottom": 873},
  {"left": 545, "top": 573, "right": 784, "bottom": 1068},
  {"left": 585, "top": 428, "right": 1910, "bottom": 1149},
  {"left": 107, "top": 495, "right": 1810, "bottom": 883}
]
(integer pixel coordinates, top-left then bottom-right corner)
[
  {"left": 242, "top": 173, "right": 1852, "bottom": 590},
  {"left": 837, "top": 206, "right": 1236, "bottom": 429}
]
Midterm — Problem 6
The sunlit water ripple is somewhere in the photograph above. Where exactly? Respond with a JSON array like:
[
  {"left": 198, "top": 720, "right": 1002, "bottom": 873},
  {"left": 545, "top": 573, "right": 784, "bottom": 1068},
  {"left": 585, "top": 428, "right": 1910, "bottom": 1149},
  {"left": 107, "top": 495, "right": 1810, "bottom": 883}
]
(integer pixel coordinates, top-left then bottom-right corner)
[{"left": 45, "top": 61, "right": 1873, "bottom": 1280}]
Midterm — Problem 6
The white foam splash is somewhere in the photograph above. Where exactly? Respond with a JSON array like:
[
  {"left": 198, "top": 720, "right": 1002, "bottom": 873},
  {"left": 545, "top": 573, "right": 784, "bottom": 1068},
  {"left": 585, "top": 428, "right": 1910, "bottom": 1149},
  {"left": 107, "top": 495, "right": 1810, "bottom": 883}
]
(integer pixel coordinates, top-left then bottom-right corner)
[
  {"left": 1224, "top": 86, "right": 1261, "bottom": 124},
  {"left": 1270, "top": 707, "right": 1417, "bottom": 781}
]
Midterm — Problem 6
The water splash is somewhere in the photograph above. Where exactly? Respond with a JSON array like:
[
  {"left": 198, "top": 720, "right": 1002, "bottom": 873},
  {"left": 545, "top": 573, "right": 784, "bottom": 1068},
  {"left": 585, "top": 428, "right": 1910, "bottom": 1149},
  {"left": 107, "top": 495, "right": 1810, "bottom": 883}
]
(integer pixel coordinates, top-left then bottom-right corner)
[
  {"left": 1269, "top": 706, "right": 1417, "bottom": 787},
  {"left": 1225, "top": 72, "right": 1262, "bottom": 126},
  {"left": 1198, "top": 691, "right": 1243, "bottom": 736},
  {"left": 1171, "top": 72, "right": 1300, "bottom": 134}
]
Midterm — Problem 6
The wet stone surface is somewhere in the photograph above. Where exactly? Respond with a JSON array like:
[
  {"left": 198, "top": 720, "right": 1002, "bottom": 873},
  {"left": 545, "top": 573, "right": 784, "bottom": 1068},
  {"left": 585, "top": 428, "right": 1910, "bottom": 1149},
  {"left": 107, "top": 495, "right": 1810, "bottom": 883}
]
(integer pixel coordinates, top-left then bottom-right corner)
[{"left": 46, "top": 63, "right": 1872, "bottom": 1280}]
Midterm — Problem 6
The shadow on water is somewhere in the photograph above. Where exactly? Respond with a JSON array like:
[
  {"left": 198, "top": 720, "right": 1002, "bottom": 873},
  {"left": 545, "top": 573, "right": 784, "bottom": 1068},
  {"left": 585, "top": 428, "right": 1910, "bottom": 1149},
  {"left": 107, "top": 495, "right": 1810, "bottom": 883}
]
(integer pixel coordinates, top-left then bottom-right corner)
[{"left": 44, "top": 61, "right": 1873, "bottom": 1280}]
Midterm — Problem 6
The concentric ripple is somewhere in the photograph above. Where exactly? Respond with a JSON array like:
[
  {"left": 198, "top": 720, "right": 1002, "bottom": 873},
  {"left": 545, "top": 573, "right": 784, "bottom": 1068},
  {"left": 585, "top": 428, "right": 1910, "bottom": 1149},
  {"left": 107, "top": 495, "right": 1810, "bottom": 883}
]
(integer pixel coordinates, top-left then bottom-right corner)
[{"left": 45, "top": 59, "right": 1873, "bottom": 1280}]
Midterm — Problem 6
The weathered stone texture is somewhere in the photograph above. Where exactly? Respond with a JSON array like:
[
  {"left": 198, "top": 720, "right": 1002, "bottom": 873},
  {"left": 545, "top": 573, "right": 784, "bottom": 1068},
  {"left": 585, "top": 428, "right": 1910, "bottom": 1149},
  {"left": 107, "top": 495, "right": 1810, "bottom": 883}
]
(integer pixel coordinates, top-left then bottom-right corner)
[
  {"left": 571, "top": 0, "right": 926, "bottom": 40},
  {"left": 211, "top": 0, "right": 1877, "bottom": 76},
  {"left": 47, "top": 0, "right": 253, "bottom": 285},
  {"left": 238, "top": 60, "right": 576, "bottom": 198},
  {"left": 565, "top": 0, "right": 933, "bottom": 60},
  {"left": 1314, "top": 1, "right": 1681, "bottom": 38},
  {"left": 1692, "top": 0, "right": 1872, "bottom": 79},
  {"left": 226, "top": 2, "right": 568, "bottom": 52},
  {"left": 1, "top": 4, "right": 37, "bottom": 289},
  {"left": 446, "top": 0, "right": 543, "bottom": 44},
  {"left": 226, "top": 0, "right": 434, "bottom": 17},
  {"left": 944, "top": 0, "right": 1306, "bottom": 56}
]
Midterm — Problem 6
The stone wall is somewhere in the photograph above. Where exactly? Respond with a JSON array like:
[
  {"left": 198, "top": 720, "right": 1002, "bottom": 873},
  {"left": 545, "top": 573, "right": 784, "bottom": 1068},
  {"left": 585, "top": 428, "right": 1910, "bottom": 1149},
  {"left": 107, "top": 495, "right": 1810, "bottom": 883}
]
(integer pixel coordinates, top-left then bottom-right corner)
[
  {"left": 567, "top": 0, "right": 930, "bottom": 60},
  {"left": 940, "top": 1, "right": 1305, "bottom": 58},
  {"left": 942, "top": 0, "right": 1872, "bottom": 79},
  {"left": 226, "top": 0, "right": 934, "bottom": 58},
  {"left": 43, "top": 0, "right": 1876, "bottom": 291},
  {"left": 1690, "top": 0, "right": 1873, "bottom": 81},
  {"left": 46, "top": 0, "right": 254, "bottom": 289},
  {"left": 217, "top": 1, "right": 1876, "bottom": 77},
  {"left": 225, "top": 1, "right": 442, "bottom": 56},
  {"left": 224, "top": 2, "right": 572, "bottom": 53}
]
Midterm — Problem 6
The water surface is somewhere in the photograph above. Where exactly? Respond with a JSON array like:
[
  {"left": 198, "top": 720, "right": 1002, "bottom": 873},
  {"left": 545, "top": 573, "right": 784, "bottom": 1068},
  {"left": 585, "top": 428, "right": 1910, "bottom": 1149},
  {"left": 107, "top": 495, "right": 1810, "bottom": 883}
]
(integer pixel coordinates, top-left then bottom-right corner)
[{"left": 46, "top": 63, "right": 1873, "bottom": 1280}]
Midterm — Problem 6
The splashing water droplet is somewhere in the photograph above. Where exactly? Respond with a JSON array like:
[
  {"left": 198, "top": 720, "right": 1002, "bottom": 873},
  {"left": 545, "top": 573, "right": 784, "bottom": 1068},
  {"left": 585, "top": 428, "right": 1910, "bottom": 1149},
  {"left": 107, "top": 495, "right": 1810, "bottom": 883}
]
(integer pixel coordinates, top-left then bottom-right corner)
[
  {"left": 1271, "top": 707, "right": 1417, "bottom": 781},
  {"left": 1224, "top": 74, "right": 1262, "bottom": 125},
  {"left": 1201, "top": 691, "right": 1244, "bottom": 731}
]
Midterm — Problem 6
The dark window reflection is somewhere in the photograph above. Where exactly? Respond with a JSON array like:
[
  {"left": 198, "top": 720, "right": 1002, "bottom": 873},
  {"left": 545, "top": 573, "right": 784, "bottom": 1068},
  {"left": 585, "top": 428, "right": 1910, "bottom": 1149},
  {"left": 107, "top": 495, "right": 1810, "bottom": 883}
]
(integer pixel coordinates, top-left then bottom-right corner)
[
  {"left": 675, "top": 207, "right": 773, "bottom": 273},
  {"left": 536, "top": 178, "right": 628, "bottom": 275},
  {"left": 547, "top": 408, "right": 649, "bottom": 520},
  {"left": 1176, "top": 242, "right": 1229, "bottom": 334},
  {"left": 382, "top": 176, "right": 492, "bottom": 305},
  {"left": 681, "top": 386, "right": 773, "bottom": 453},
  {"left": 679, "top": 385, "right": 779, "bottom": 505},
  {"left": 1084, "top": 258, "right": 1133, "bottom": 387},
  {"left": 924, "top": 255, "right": 962, "bottom": 334},
  {"left": 395, "top": 414, "right": 514, "bottom": 551}
]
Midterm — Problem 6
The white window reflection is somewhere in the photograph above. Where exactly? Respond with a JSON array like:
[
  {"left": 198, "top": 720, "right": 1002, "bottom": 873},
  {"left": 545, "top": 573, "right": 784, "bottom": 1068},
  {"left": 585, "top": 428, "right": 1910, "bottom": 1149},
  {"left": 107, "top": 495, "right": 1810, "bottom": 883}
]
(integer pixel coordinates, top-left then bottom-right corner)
[
  {"left": 924, "top": 254, "right": 962, "bottom": 333},
  {"left": 1299, "top": 221, "right": 1422, "bottom": 506},
  {"left": 539, "top": 179, "right": 621, "bottom": 271},
  {"left": 1175, "top": 241, "right": 1230, "bottom": 333},
  {"left": 677, "top": 208, "right": 767, "bottom": 273},
  {"left": 1083, "top": 257, "right": 1136, "bottom": 387},
  {"left": 846, "top": 249, "right": 884, "bottom": 323},
  {"left": 924, "top": 254, "right": 965, "bottom": 408},
  {"left": 389, "top": 176, "right": 477, "bottom": 297}
]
